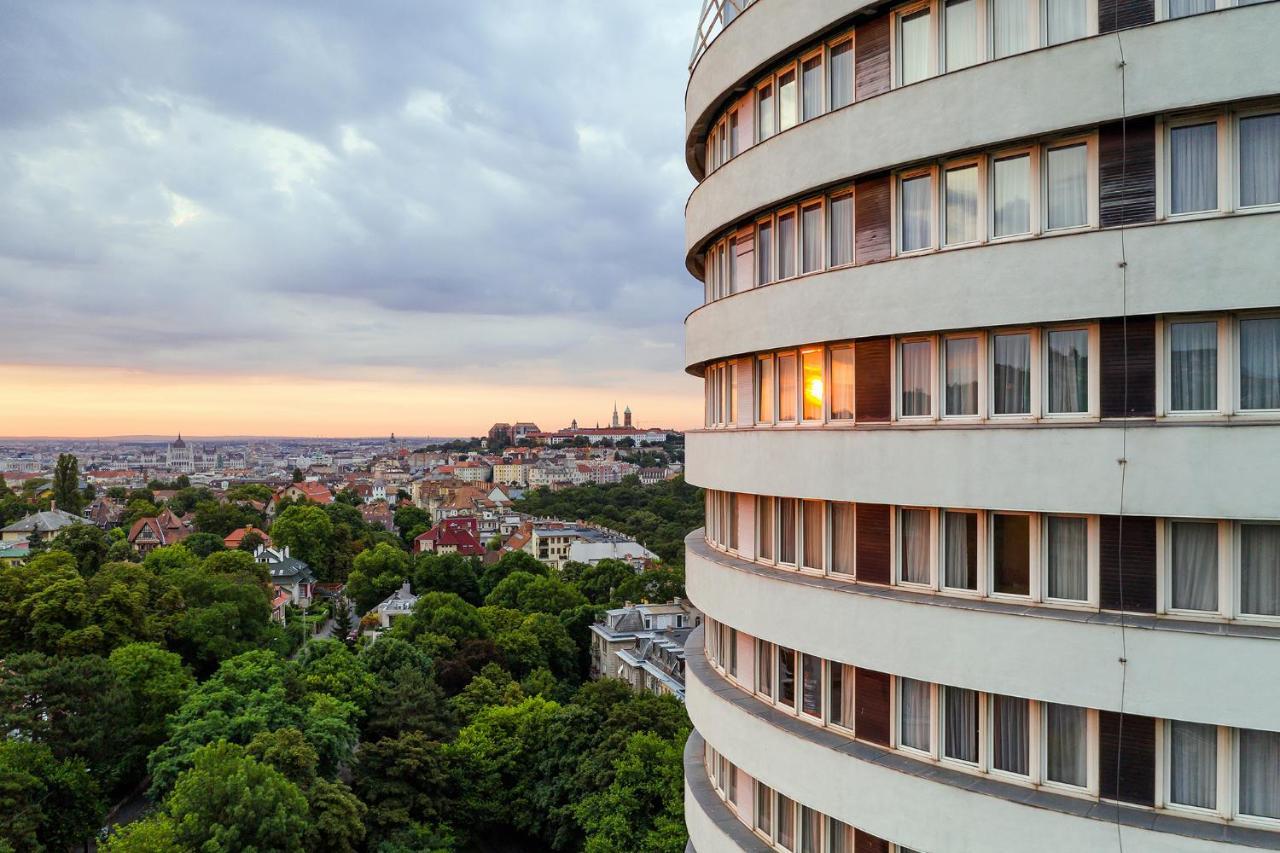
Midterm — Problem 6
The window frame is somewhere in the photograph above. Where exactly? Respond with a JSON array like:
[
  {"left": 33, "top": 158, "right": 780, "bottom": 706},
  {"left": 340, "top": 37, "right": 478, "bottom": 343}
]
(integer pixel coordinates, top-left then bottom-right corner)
[
  {"left": 1234, "top": 104, "right": 1280, "bottom": 213},
  {"left": 1234, "top": 520, "right": 1280, "bottom": 625},
  {"left": 895, "top": 505, "right": 938, "bottom": 589},
  {"left": 798, "top": 197, "right": 826, "bottom": 276},
  {"left": 776, "top": 61, "right": 800, "bottom": 133},
  {"left": 894, "top": 675, "right": 939, "bottom": 759},
  {"left": 1041, "top": 0, "right": 1097, "bottom": 45},
  {"left": 1039, "top": 704, "right": 1099, "bottom": 795},
  {"left": 826, "top": 34, "right": 856, "bottom": 112},
  {"left": 800, "top": 345, "right": 826, "bottom": 424},
  {"left": 827, "top": 189, "right": 856, "bottom": 269},
  {"left": 894, "top": 165, "right": 939, "bottom": 256},
  {"left": 1041, "top": 133, "right": 1099, "bottom": 232},
  {"left": 775, "top": 205, "right": 800, "bottom": 280},
  {"left": 989, "top": 510, "right": 1040, "bottom": 600},
  {"left": 892, "top": 0, "right": 938, "bottom": 87},
  {"left": 756, "top": 353, "right": 777, "bottom": 425},
  {"left": 827, "top": 343, "right": 856, "bottom": 422},
  {"left": 990, "top": 0, "right": 1041, "bottom": 60},
  {"left": 896, "top": 334, "right": 939, "bottom": 421},
  {"left": 1158, "top": 719, "right": 1231, "bottom": 820},
  {"left": 798, "top": 47, "right": 826, "bottom": 124},
  {"left": 940, "top": 508, "right": 986, "bottom": 596},
  {"left": 1157, "top": 517, "right": 1231, "bottom": 619},
  {"left": 989, "top": 144, "right": 1041, "bottom": 241},
  {"left": 941, "top": 0, "right": 987, "bottom": 73},
  {"left": 940, "top": 331, "right": 987, "bottom": 420},
  {"left": 828, "top": 501, "right": 858, "bottom": 579},
  {"left": 1160, "top": 112, "right": 1229, "bottom": 220},
  {"left": 756, "top": 78, "right": 777, "bottom": 144},
  {"left": 1157, "top": 314, "right": 1230, "bottom": 418},
  {"left": 799, "top": 498, "right": 827, "bottom": 573},
  {"left": 941, "top": 155, "right": 987, "bottom": 248},
  {"left": 1040, "top": 513, "right": 1099, "bottom": 608},
  {"left": 775, "top": 349, "right": 800, "bottom": 423},
  {"left": 988, "top": 326, "right": 1040, "bottom": 420},
  {"left": 1233, "top": 310, "right": 1280, "bottom": 416},
  {"left": 1041, "top": 321, "right": 1099, "bottom": 419},
  {"left": 756, "top": 214, "right": 776, "bottom": 287}
]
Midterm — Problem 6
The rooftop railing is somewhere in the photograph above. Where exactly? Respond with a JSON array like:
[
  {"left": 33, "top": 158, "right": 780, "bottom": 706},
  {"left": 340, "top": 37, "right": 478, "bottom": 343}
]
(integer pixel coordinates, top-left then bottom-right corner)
[{"left": 689, "top": 0, "right": 757, "bottom": 73}]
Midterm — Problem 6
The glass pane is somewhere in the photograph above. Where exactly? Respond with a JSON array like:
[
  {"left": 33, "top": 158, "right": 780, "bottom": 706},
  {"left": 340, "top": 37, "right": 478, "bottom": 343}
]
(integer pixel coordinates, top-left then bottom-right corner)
[
  {"left": 993, "top": 154, "right": 1031, "bottom": 237},
  {"left": 780, "top": 497, "right": 797, "bottom": 564},
  {"left": 729, "top": 112, "right": 739, "bottom": 157},
  {"left": 801, "top": 806, "right": 821, "bottom": 853},
  {"left": 801, "top": 204, "right": 823, "bottom": 273},
  {"left": 802, "top": 349, "right": 823, "bottom": 420},
  {"left": 992, "top": 333, "right": 1031, "bottom": 415},
  {"left": 778, "top": 647, "right": 796, "bottom": 706},
  {"left": 1241, "top": 524, "right": 1280, "bottom": 617},
  {"left": 900, "top": 340, "right": 932, "bottom": 417},
  {"left": 757, "top": 357, "right": 774, "bottom": 422},
  {"left": 1240, "top": 114, "right": 1280, "bottom": 208},
  {"left": 1047, "top": 516, "right": 1088, "bottom": 601},
  {"left": 1045, "top": 703, "right": 1087, "bottom": 787},
  {"left": 829, "top": 41, "right": 854, "bottom": 109},
  {"left": 802, "top": 56, "right": 822, "bottom": 121},
  {"left": 831, "top": 503, "right": 856, "bottom": 575},
  {"left": 899, "top": 8, "right": 932, "bottom": 85},
  {"left": 757, "top": 221, "right": 774, "bottom": 285},
  {"left": 1239, "top": 728, "right": 1280, "bottom": 819},
  {"left": 993, "top": 514, "right": 1031, "bottom": 595},
  {"left": 830, "top": 347, "right": 855, "bottom": 419},
  {"left": 899, "top": 677, "right": 932, "bottom": 751},
  {"left": 757, "top": 783, "right": 774, "bottom": 832},
  {"left": 829, "top": 195, "right": 853, "bottom": 266},
  {"left": 1169, "top": 720, "right": 1217, "bottom": 809},
  {"left": 943, "top": 686, "right": 979, "bottom": 763},
  {"left": 779, "top": 70, "right": 798, "bottom": 131},
  {"left": 945, "top": 165, "right": 979, "bottom": 245},
  {"left": 1046, "top": 144, "right": 1088, "bottom": 229},
  {"left": 777, "top": 794, "right": 796, "bottom": 850},
  {"left": 758, "top": 85, "right": 775, "bottom": 141},
  {"left": 945, "top": 336, "right": 979, "bottom": 415},
  {"left": 828, "top": 818, "right": 852, "bottom": 853},
  {"left": 1047, "top": 329, "right": 1089, "bottom": 414},
  {"left": 900, "top": 175, "right": 932, "bottom": 252},
  {"left": 945, "top": 0, "right": 980, "bottom": 71},
  {"left": 801, "top": 654, "right": 822, "bottom": 717},
  {"left": 758, "top": 496, "right": 774, "bottom": 561},
  {"left": 900, "top": 508, "right": 931, "bottom": 584},
  {"left": 1171, "top": 521, "right": 1218, "bottom": 612},
  {"left": 944, "top": 511, "right": 978, "bottom": 590},
  {"left": 993, "top": 695, "right": 1030, "bottom": 775},
  {"left": 1240, "top": 317, "right": 1280, "bottom": 410},
  {"left": 802, "top": 500, "right": 824, "bottom": 569},
  {"left": 993, "top": 0, "right": 1031, "bottom": 58},
  {"left": 828, "top": 661, "right": 845, "bottom": 726},
  {"left": 1046, "top": 0, "right": 1087, "bottom": 44},
  {"left": 758, "top": 642, "right": 774, "bottom": 698},
  {"left": 778, "top": 352, "right": 797, "bottom": 420},
  {"left": 1168, "top": 0, "right": 1214, "bottom": 17},
  {"left": 1170, "top": 123, "right": 1218, "bottom": 214},
  {"left": 778, "top": 213, "right": 796, "bottom": 278},
  {"left": 1169, "top": 321, "right": 1218, "bottom": 411}
]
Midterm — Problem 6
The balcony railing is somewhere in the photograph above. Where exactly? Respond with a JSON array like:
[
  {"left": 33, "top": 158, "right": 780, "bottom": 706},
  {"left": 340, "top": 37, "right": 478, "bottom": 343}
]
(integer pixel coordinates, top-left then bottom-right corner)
[{"left": 689, "top": 0, "right": 757, "bottom": 72}]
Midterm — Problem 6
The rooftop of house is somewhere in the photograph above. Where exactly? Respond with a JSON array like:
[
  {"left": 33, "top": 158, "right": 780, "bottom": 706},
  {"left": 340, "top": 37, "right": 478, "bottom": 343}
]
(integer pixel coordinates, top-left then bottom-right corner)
[{"left": 1, "top": 508, "right": 86, "bottom": 534}]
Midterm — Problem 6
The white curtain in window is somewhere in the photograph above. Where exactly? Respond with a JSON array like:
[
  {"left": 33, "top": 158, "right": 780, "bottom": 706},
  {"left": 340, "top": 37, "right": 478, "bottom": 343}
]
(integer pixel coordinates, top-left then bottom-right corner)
[
  {"left": 1170, "top": 123, "right": 1218, "bottom": 214},
  {"left": 841, "top": 664, "right": 856, "bottom": 726},
  {"left": 777, "top": 214, "right": 796, "bottom": 278},
  {"left": 945, "top": 165, "right": 979, "bottom": 245},
  {"left": 758, "top": 496, "right": 774, "bottom": 560},
  {"left": 900, "top": 175, "right": 932, "bottom": 251},
  {"left": 993, "top": 154, "right": 1031, "bottom": 237},
  {"left": 945, "top": 337, "right": 978, "bottom": 415},
  {"left": 829, "top": 818, "right": 852, "bottom": 853},
  {"left": 778, "top": 72, "right": 798, "bottom": 131},
  {"left": 1170, "top": 720, "right": 1217, "bottom": 809},
  {"left": 901, "top": 340, "right": 932, "bottom": 416},
  {"left": 944, "top": 511, "right": 976, "bottom": 589},
  {"left": 993, "top": 0, "right": 1030, "bottom": 58},
  {"left": 1046, "top": 703, "right": 1087, "bottom": 787},
  {"left": 832, "top": 503, "right": 856, "bottom": 573},
  {"left": 1240, "top": 317, "right": 1280, "bottom": 410},
  {"left": 993, "top": 695, "right": 1030, "bottom": 775},
  {"left": 1047, "top": 516, "right": 1088, "bottom": 600},
  {"left": 802, "top": 58, "right": 822, "bottom": 122},
  {"left": 830, "top": 347, "right": 855, "bottom": 420},
  {"left": 801, "top": 205, "right": 822, "bottom": 273},
  {"left": 1240, "top": 728, "right": 1280, "bottom": 819},
  {"left": 1241, "top": 524, "right": 1280, "bottom": 617},
  {"left": 777, "top": 794, "right": 795, "bottom": 850},
  {"left": 1046, "top": 0, "right": 1087, "bottom": 44},
  {"left": 1168, "top": 0, "right": 1214, "bottom": 17},
  {"left": 779, "top": 497, "right": 797, "bottom": 563},
  {"left": 829, "top": 195, "right": 853, "bottom": 267},
  {"left": 945, "top": 0, "right": 979, "bottom": 70},
  {"left": 1047, "top": 329, "right": 1089, "bottom": 414},
  {"left": 829, "top": 42, "right": 854, "bottom": 109},
  {"left": 803, "top": 501, "right": 823, "bottom": 570},
  {"left": 801, "top": 807, "right": 821, "bottom": 853},
  {"left": 901, "top": 508, "right": 931, "bottom": 583},
  {"left": 758, "top": 87, "right": 775, "bottom": 141},
  {"left": 900, "top": 678, "right": 932, "bottom": 750},
  {"left": 1046, "top": 144, "right": 1088, "bottom": 229},
  {"left": 1169, "top": 321, "right": 1218, "bottom": 411},
  {"left": 944, "top": 686, "right": 979, "bottom": 762},
  {"left": 1240, "top": 114, "right": 1280, "bottom": 207},
  {"left": 1171, "top": 521, "right": 1218, "bottom": 612},
  {"left": 993, "top": 333, "right": 1031, "bottom": 414},
  {"left": 900, "top": 9, "right": 931, "bottom": 84}
]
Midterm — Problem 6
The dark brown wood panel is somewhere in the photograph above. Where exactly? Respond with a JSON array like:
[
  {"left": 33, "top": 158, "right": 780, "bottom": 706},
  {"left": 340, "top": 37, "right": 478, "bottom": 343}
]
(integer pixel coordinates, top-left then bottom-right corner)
[
  {"left": 1099, "top": 711, "right": 1156, "bottom": 806},
  {"left": 854, "top": 13, "right": 891, "bottom": 100},
  {"left": 854, "top": 174, "right": 892, "bottom": 263},
  {"left": 1099, "top": 515, "right": 1157, "bottom": 613},
  {"left": 1100, "top": 315, "right": 1156, "bottom": 418},
  {"left": 1099, "top": 0, "right": 1155, "bottom": 32},
  {"left": 854, "top": 668, "right": 891, "bottom": 746},
  {"left": 1100, "top": 117, "right": 1156, "bottom": 227},
  {"left": 855, "top": 502, "right": 891, "bottom": 584},
  {"left": 854, "top": 829, "right": 891, "bottom": 853},
  {"left": 855, "top": 337, "right": 892, "bottom": 423}
]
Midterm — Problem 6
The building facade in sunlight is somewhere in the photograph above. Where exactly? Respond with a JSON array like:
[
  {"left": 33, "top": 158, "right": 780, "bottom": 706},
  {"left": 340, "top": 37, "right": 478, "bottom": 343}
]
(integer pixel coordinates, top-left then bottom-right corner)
[{"left": 682, "top": 0, "right": 1280, "bottom": 850}]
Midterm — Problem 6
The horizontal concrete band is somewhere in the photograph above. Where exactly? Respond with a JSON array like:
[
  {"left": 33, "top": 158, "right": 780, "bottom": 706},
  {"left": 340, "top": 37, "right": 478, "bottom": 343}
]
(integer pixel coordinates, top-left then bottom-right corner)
[
  {"left": 685, "top": 420, "right": 1280, "bottom": 520},
  {"left": 685, "top": 730, "right": 773, "bottom": 853},
  {"left": 686, "top": 3, "right": 1280, "bottom": 259},
  {"left": 686, "top": 636, "right": 1280, "bottom": 852},
  {"left": 687, "top": 534, "right": 1280, "bottom": 729},
  {"left": 684, "top": 213, "right": 1280, "bottom": 370}
]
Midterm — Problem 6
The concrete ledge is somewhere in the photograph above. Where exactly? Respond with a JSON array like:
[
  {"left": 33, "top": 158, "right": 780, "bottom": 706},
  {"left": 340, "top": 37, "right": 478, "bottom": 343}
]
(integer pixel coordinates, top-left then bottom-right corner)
[{"left": 685, "top": 729, "right": 773, "bottom": 853}]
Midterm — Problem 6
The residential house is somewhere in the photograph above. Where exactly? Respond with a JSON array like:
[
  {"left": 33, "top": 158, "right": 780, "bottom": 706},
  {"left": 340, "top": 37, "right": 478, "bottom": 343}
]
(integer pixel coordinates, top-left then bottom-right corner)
[
  {"left": 525, "top": 521, "right": 655, "bottom": 571},
  {"left": 1, "top": 508, "right": 86, "bottom": 544},
  {"left": 369, "top": 581, "right": 418, "bottom": 635},
  {"left": 588, "top": 600, "right": 701, "bottom": 700},
  {"left": 223, "top": 526, "right": 270, "bottom": 550},
  {"left": 253, "top": 544, "right": 316, "bottom": 607},
  {"left": 127, "top": 508, "right": 193, "bottom": 555},
  {"left": 413, "top": 517, "right": 485, "bottom": 557}
]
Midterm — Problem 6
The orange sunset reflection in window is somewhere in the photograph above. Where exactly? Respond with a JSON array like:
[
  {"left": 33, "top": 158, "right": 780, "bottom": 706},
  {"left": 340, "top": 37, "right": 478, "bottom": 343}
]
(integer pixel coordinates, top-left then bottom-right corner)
[{"left": 802, "top": 349, "right": 823, "bottom": 420}]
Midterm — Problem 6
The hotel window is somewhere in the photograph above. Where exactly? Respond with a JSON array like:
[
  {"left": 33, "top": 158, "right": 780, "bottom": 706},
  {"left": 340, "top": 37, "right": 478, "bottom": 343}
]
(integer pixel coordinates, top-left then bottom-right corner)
[
  {"left": 898, "top": 677, "right": 933, "bottom": 753},
  {"left": 777, "top": 210, "right": 797, "bottom": 279},
  {"left": 757, "top": 354, "right": 775, "bottom": 423},
  {"left": 1168, "top": 119, "right": 1220, "bottom": 215},
  {"left": 992, "top": 331, "right": 1033, "bottom": 416},
  {"left": 756, "top": 641, "right": 774, "bottom": 698},
  {"left": 778, "top": 352, "right": 798, "bottom": 421},
  {"left": 1167, "top": 520, "right": 1220, "bottom": 614},
  {"left": 1045, "top": 0, "right": 1088, "bottom": 44},
  {"left": 757, "top": 218, "right": 774, "bottom": 285},
  {"left": 1045, "top": 142, "right": 1089, "bottom": 229},
  {"left": 800, "top": 202, "right": 823, "bottom": 273},
  {"left": 829, "top": 345, "right": 855, "bottom": 420},
  {"left": 727, "top": 361, "right": 739, "bottom": 423},
  {"left": 943, "top": 0, "right": 981, "bottom": 71},
  {"left": 1166, "top": 0, "right": 1214, "bottom": 17},
  {"left": 1239, "top": 316, "right": 1280, "bottom": 411},
  {"left": 778, "top": 67, "right": 799, "bottom": 131},
  {"left": 727, "top": 237, "right": 738, "bottom": 295},
  {"left": 992, "top": 0, "right": 1035, "bottom": 59},
  {"left": 1044, "top": 703, "right": 1088, "bottom": 788},
  {"left": 777, "top": 646, "right": 797, "bottom": 707},
  {"left": 896, "top": 4, "right": 933, "bottom": 85},
  {"left": 757, "top": 496, "right": 775, "bottom": 561},
  {"left": 828, "top": 662, "right": 856, "bottom": 729},
  {"left": 831, "top": 502, "right": 857, "bottom": 576},
  {"left": 706, "top": 126, "right": 718, "bottom": 173},
  {"left": 1045, "top": 515, "right": 1089, "bottom": 602},
  {"left": 828, "top": 818, "right": 853, "bottom": 853},
  {"left": 992, "top": 151, "right": 1033, "bottom": 237},
  {"left": 1238, "top": 728, "right": 1280, "bottom": 821},
  {"left": 802, "top": 500, "right": 825, "bottom": 570},
  {"left": 801, "top": 348, "right": 824, "bottom": 421},
  {"left": 800, "top": 52, "right": 823, "bottom": 122},
  {"left": 1238, "top": 111, "right": 1280, "bottom": 208},
  {"left": 1161, "top": 723, "right": 1280, "bottom": 823},
  {"left": 899, "top": 507, "right": 933, "bottom": 586},
  {"left": 828, "top": 192, "right": 854, "bottom": 267},
  {"left": 800, "top": 653, "right": 823, "bottom": 718},
  {"left": 729, "top": 111, "right": 740, "bottom": 158},
  {"left": 728, "top": 627, "right": 739, "bottom": 675},
  {"left": 1239, "top": 523, "right": 1280, "bottom": 618},
  {"left": 899, "top": 338, "right": 934, "bottom": 418},
  {"left": 776, "top": 792, "right": 797, "bottom": 851},
  {"left": 757, "top": 82, "right": 776, "bottom": 142},
  {"left": 943, "top": 686, "right": 980, "bottom": 765},
  {"left": 756, "top": 782, "right": 774, "bottom": 835},
  {"left": 943, "top": 510, "right": 979, "bottom": 591},
  {"left": 1046, "top": 327, "right": 1089, "bottom": 415},
  {"left": 992, "top": 694, "right": 1030, "bottom": 776},
  {"left": 779, "top": 497, "right": 798, "bottom": 565},
  {"left": 898, "top": 171, "right": 934, "bottom": 253},
  {"left": 829, "top": 38, "right": 854, "bottom": 110},
  {"left": 992, "top": 512, "right": 1032, "bottom": 596},
  {"left": 800, "top": 806, "right": 822, "bottom": 853},
  {"left": 943, "top": 160, "right": 981, "bottom": 246},
  {"left": 1167, "top": 319, "right": 1220, "bottom": 413},
  {"left": 1167, "top": 720, "right": 1218, "bottom": 812},
  {"left": 728, "top": 491, "right": 740, "bottom": 551},
  {"left": 944, "top": 334, "right": 980, "bottom": 417}
]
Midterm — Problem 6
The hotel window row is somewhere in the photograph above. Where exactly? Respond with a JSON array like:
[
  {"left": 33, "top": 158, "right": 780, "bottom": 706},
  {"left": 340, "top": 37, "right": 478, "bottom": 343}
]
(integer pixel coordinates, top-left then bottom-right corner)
[
  {"left": 703, "top": 618, "right": 1280, "bottom": 827},
  {"left": 703, "top": 311, "right": 1280, "bottom": 427},
  {"left": 701, "top": 104, "right": 1280, "bottom": 303},
  {"left": 701, "top": 740, "right": 917, "bottom": 853},
  {"left": 703, "top": 492, "right": 1280, "bottom": 622}
]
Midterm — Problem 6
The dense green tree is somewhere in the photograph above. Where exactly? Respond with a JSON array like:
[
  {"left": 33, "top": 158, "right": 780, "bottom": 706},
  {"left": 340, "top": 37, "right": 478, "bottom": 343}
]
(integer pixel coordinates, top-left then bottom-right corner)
[
  {"left": 245, "top": 726, "right": 318, "bottom": 786},
  {"left": 485, "top": 571, "right": 588, "bottom": 615},
  {"left": 101, "top": 813, "right": 180, "bottom": 851},
  {"left": 141, "top": 543, "right": 199, "bottom": 574},
  {"left": 571, "top": 558, "right": 638, "bottom": 605},
  {"left": 0, "top": 740, "right": 103, "bottom": 852},
  {"left": 293, "top": 467, "right": 305, "bottom": 483},
  {"left": 225, "top": 483, "right": 273, "bottom": 503},
  {"left": 347, "top": 542, "right": 411, "bottom": 612},
  {"left": 0, "top": 550, "right": 90, "bottom": 654},
  {"left": 106, "top": 538, "right": 139, "bottom": 562},
  {"left": 306, "top": 778, "right": 367, "bottom": 853},
  {"left": 182, "top": 530, "right": 225, "bottom": 558},
  {"left": 238, "top": 528, "right": 266, "bottom": 552},
  {"left": 352, "top": 732, "right": 452, "bottom": 847},
  {"left": 192, "top": 499, "right": 254, "bottom": 537},
  {"left": 360, "top": 636, "right": 433, "bottom": 680},
  {"left": 122, "top": 498, "right": 161, "bottom": 528},
  {"left": 576, "top": 731, "right": 688, "bottom": 853},
  {"left": 106, "top": 642, "right": 195, "bottom": 784},
  {"left": 166, "top": 555, "right": 272, "bottom": 672},
  {"left": 168, "top": 486, "right": 214, "bottom": 515},
  {"left": 448, "top": 664, "right": 525, "bottom": 724},
  {"left": 85, "top": 561, "right": 182, "bottom": 651},
  {"left": 272, "top": 503, "right": 336, "bottom": 576},
  {"left": 414, "top": 551, "right": 482, "bottom": 604},
  {"left": 364, "top": 665, "right": 455, "bottom": 742},
  {"left": 50, "top": 523, "right": 108, "bottom": 576},
  {"left": 614, "top": 566, "right": 686, "bottom": 607},
  {"left": 478, "top": 549, "right": 548, "bottom": 598},
  {"left": 298, "top": 639, "right": 377, "bottom": 714},
  {"left": 52, "top": 453, "right": 83, "bottom": 515},
  {"left": 392, "top": 504, "right": 431, "bottom": 540}
]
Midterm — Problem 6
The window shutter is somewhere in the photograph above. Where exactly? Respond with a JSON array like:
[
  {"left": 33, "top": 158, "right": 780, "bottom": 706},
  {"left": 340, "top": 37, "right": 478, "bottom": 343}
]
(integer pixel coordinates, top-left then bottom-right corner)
[
  {"left": 1099, "top": 117, "right": 1156, "bottom": 226},
  {"left": 854, "top": 174, "right": 892, "bottom": 263},
  {"left": 1098, "top": 0, "right": 1154, "bottom": 33},
  {"left": 854, "top": 667, "right": 891, "bottom": 745},
  {"left": 854, "top": 337, "right": 892, "bottom": 423},
  {"left": 855, "top": 503, "right": 891, "bottom": 584},
  {"left": 1099, "top": 711, "right": 1156, "bottom": 806},
  {"left": 1099, "top": 515, "right": 1157, "bottom": 613},
  {"left": 1100, "top": 315, "right": 1156, "bottom": 418},
  {"left": 854, "top": 829, "right": 890, "bottom": 853},
  {"left": 855, "top": 13, "right": 891, "bottom": 100}
]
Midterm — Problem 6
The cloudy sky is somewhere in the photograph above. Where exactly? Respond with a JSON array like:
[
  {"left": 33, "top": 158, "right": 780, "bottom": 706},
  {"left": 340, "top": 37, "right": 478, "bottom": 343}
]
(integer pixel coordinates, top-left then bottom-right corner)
[{"left": 0, "top": 1, "right": 700, "bottom": 437}]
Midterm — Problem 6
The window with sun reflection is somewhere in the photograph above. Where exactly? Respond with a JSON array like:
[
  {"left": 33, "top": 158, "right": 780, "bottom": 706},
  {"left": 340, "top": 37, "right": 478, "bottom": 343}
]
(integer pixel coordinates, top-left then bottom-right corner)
[{"left": 802, "top": 348, "right": 824, "bottom": 420}]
